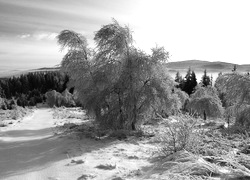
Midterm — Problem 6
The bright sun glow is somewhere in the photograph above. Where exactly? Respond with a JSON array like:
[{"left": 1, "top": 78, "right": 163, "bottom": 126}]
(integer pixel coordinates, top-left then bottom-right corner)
[
  {"left": 129, "top": 0, "right": 250, "bottom": 63},
  {"left": 0, "top": 0, "right": 250, "bottom": 70}
]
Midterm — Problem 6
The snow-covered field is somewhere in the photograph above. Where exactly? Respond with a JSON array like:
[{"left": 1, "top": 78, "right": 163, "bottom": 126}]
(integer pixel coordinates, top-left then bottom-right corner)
[
  {"left": 0, "top": 108, "right": 155, "bottom": 180},
  {"left": 1, "top": 108, "right": 250, "bottom": 180}
]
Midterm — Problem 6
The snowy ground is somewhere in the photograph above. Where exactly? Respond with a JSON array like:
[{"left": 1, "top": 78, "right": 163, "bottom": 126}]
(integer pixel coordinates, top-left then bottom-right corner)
[
  {"left": 1, "top": 108, "right": 250, "bottom": 180},
  {"left": 0, "top": 108, "right": 155, "bottom": 180}
]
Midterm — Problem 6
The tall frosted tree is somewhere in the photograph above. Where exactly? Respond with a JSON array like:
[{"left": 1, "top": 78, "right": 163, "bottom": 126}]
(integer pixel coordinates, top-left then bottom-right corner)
[
  {"left": 57, "top": 19, "right": 177, "bottom": 130},
  {"left": 215, "top": 73, "right": 250, "bottom": 127}
]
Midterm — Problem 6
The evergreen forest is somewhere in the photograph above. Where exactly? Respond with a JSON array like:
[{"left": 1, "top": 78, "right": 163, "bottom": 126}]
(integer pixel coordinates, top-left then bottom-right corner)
[{"left": 0, "top": 71, "right": 70, "bottom": 109}]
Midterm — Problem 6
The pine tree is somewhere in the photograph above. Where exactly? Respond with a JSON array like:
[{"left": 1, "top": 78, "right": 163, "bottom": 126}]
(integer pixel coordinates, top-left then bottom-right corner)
[
  {"left": 0, "top": 83, "right": 4, "bottom": 97},
  {"left": 20, "top": 75, "right": 30, "bottom": 94},
  {"left": 175, "top": 71, "right": 182, "bottom": 83},
  {"left": 175, "top": 71, "right": 184, "bottom": 89},
  {"left": 232, "top": 64, "right": 237, "bottom": 72},
  {"left": 191, "top": 71, "right": 197, "bottom": 90},
  {"left": 210, "top": 74, "right": 213, "bottom": 86},
  {"left": 201, "top": 69, "right": 211, "bottom": 87},
  {"left": 0, "top": 71, "right": 70, "bottom": 109},
  {"left": 182, "top": 68, "right": 197, "bottom": 95}
]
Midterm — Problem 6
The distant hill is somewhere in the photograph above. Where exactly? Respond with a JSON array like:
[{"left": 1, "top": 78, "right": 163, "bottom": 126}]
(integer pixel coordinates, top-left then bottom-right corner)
[
  {"left": 0, "top": 67, "right": 60, "bottom": 78},
  {"left": 167, "top": 60, "right": 250, "bottom": 73},
  {"left": 35, "top": 67, "right": 60, "bottom": 71},
  {"left": 1, "top": 60, "right": 250, "bottom": 79}
]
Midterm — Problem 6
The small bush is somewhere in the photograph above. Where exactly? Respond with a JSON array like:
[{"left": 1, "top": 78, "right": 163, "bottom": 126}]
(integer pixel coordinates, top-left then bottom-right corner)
[
  {"left": 45, "top": 89, "right": 76, "bottom": 107},
  {"left": 158, "top": 114, "right": 202, "bottom": 156},
  {"left": 10, "top": 106, "right": 32, "bottom": 120},
  {"left": 226, "top": 124, "right": 250, "bottom": 135}
]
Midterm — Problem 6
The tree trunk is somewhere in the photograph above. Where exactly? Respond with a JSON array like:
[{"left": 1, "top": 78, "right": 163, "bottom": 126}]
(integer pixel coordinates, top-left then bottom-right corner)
[
  {"left": 126, "top": 49, "right": 135, "bottom": 130},
  {"left": 203, "top": 110, "right": 207, "bottom": 120},
  {"left": 118, "top": 92, "right": 124, "bottom": 129},
  {"left": 131, "top": 122, "right": 136, "bottom": 130},
  {"left": 131, "top": 98, "right": 137, "bottom": 130},
  {"left": 125, "top": 43, "right": 137, "bottom": 131},
  {"left": 95, "top": 106, "right": 101, "bottom": 122}
]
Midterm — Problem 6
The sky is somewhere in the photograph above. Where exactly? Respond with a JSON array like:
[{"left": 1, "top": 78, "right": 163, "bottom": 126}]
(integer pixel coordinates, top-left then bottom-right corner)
[{"left": 0, "top": 0, "right": 250, "bottom": 71}]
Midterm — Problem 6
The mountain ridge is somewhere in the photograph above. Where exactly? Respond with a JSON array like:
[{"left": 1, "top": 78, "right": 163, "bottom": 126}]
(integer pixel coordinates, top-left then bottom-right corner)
[
  {"left": 1, "top": 60, "right": 250, "bottom": 78},
  {"left": 167, "top": 60, "right": 250, "bottom": 72}
]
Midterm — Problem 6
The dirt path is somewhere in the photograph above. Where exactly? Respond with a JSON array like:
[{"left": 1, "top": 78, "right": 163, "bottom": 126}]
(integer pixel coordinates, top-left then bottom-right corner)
[
  {"left": 0, "top": 108, "right": 55, "bottom": 142},
  {"left": 0, "top": 108, "right": 154, "bottom": 180},
  {"left": 0, "top": 108, "right": 78, "bottom": 180}
]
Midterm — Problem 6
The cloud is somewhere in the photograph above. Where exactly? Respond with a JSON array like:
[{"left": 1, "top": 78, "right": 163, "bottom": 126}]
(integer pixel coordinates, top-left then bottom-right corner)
[
  {"left": 0, "top": 36, "right": 62, "bottom": 70},
  {"left": 17, "top": 32, "right": 58, "bottom": 41},
  {"left": 33, "top": 32, "right": 58, "bottom": 41},
  {"left": 1, "top": 0, "right": 250, "bottom": 66},
  {"left": 18, "top": 34, "right": 31, "bottom": 39}
]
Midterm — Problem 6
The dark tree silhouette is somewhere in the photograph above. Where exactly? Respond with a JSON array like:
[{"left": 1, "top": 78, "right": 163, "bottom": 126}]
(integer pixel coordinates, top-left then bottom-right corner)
[
  {"left": 232, "top": 64, "right": 237, "bottom": 72},
  {"left": 0, "top": 71, "right": 70, "bottom": 109},
  {"left": 200, "top": 69, "right": 211, "bottom": 87},
  {"left": 175, "top": 71, "right": 184, "bottom": 89},
  {"left": 182, "top": 68, "right": 197, "bottom": 95}
]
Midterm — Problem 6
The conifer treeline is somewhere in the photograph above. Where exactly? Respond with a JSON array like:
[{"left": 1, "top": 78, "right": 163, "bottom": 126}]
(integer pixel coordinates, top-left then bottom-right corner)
[
  {"left": 0, "top": 71, "right": 69, "bottom": 108},
  {"left": 0, "top": 67, "right": 213, "bottom": 110},
  {"left": 175, "top": 68, "right": 212, "bottom": 95}
]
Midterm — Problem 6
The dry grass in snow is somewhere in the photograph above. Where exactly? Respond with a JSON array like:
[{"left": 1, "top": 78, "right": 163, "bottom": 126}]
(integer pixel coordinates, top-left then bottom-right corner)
[{"left": 1, "top": 108, "right": 250, "bottom": 180}]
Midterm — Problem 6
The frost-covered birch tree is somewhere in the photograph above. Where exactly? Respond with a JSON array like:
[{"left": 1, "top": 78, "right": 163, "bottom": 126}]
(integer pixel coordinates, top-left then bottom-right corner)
[{"left": 57, "top": 19, "right": 177, "bottom": 130}]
